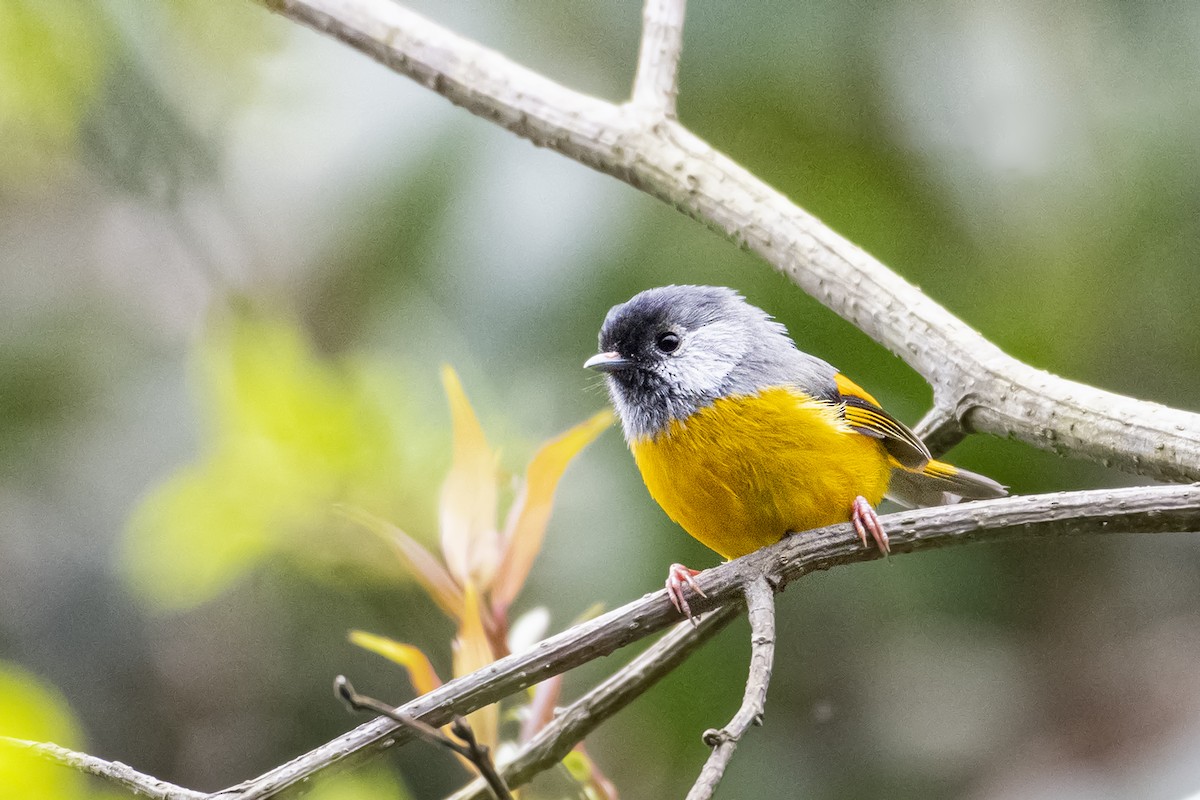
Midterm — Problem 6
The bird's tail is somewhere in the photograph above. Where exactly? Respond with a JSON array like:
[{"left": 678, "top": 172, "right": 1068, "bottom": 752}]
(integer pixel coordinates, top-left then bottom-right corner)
[{"left": 886, "top": 459, "right": 1008, "bottom": 508}]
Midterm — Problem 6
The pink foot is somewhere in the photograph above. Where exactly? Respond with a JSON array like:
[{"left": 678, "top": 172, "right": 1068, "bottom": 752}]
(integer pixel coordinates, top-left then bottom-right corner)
[
  {"left": 665, "top": 563, "right": 706, "bottom": 620},
  {"left": 851, "top": 496, "right": 889, "bottom": 554}
]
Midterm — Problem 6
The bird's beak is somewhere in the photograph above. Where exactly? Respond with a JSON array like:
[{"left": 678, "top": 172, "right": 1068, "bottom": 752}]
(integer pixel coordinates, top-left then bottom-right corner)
[{"left": 583, "top": 351, "right": 632, "bottom": 373}]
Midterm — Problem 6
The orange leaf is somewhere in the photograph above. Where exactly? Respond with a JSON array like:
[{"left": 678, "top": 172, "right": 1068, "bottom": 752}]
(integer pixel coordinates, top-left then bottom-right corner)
[
  {"left": 341, "top": 506, "right": 464, "bottom": 620},
  {"left": 348, "top": 630, "right": 442, "bottom": 696},
  {"left": 492, "top": 410, "right": 613, "bottom": 613},
  {"left": 439, "top": 366, "right": 501, "bottom": 590},
  {"left": 452, "top": 583, "right": 499, "bottom": 751}
]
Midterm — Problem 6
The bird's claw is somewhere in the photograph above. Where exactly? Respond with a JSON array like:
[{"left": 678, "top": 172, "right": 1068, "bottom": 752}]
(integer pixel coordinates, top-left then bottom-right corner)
[
  {"left": 851, "top": 496, "right": 889, "bottom": 555},
  {"left": 665, "top": 563, "right": 706, "bottom": 621}
]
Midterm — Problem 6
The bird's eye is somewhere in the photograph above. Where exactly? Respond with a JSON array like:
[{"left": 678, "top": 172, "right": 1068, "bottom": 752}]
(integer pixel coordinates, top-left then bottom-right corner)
[{"left": 655, "top": 331, "right": 681, "bottom": 353}]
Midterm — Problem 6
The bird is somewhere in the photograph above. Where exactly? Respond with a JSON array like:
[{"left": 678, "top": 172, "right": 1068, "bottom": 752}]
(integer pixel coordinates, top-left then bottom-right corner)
[{"left": 584, "top": 285, "right": 1006, "bottom": 617}]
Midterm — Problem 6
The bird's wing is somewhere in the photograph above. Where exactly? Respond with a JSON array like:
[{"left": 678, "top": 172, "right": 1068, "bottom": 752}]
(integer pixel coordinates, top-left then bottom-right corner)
[{"left": 833, "top": 373, "right": 931, "bottom": 469}]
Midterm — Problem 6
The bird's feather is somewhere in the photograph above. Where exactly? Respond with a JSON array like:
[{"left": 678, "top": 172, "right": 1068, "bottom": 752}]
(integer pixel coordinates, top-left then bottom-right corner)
[{"left": 833, "top": 373, "right": 931, "bottom": 469}]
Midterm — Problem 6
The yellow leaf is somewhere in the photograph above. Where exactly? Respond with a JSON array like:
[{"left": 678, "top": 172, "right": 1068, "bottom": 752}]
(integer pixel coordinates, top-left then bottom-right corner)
[
  {"left": 348, "top": 631, "right": 442, "bottom": 696},
  {"left": 492, "top": 410, "right": 613, "bottom": 613},
  {"left": 452, "top": 584, "right": 499, "bottom": 751},
  {"left": 342, "top": 507, "right": 464, "bottom": 620},
  {"left": 439, "top": 366, "right": 501, "bottom": 589}
]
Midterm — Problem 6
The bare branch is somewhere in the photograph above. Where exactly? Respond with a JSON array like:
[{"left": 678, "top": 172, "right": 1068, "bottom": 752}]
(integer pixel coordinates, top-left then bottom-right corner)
[
  {"left": 449, "top": 603, "right": 741, "bottom": 800},
  {"left": 0, "top": 737, "right": 205, "bottom": 800},
  {"left": 260, "top": 0, "right": 1200, "bottom": 482},
  {"left": 687, "top": 577, "right": 776, "bottom": 800},
  {"left": 632, "top": 0, "right": 687, "bottom": 116},
  {"left": 208, "top": 484, "right": 1200, "bottom": 798},
  {"left": 15, "top": 484, "right": 1196, "bottom": 799}
]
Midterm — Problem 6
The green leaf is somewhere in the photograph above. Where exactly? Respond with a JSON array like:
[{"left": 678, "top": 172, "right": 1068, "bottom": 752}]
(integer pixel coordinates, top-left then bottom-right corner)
[
  {"left": 123, "top": 308, "right": 440, "bottom": 610},
  {"left": 0, "top": 662, "right": 88, "bottom": 800},
  {"left": 0, "top": 0, "right": 109, "bottom": 180}
]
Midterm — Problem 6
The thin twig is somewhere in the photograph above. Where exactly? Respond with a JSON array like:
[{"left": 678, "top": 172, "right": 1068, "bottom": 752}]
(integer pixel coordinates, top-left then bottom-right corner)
[
  {"left": 335, "top": 676, "right": 459, "bottom": 754},
  {"left": 206, "top": 485, "right": 1200, "bottom": 799},
  {"left": 686, "top": 577, "right": 776, "bottom": 800},
  {"left": 335, "top": 677, "right": 512, "bottom": 800},
  {"left": 0, "top": 737, "right": 205, "bottom": 800},
  {"left": 262, "top": 0, "right": 1200, "bottom": 482},
  {"left": 631, "top": 0, "right": 687, "bottom": 116},
  {"left": 448, "top": 719, "right": 514, "bottom": 800},
  {"left": 448, "top": 603, "right": 741, "bottom": 800}
]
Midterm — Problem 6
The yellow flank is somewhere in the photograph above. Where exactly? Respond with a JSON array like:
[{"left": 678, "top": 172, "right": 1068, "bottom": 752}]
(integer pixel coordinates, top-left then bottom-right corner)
[{"left": 631, "top": 387, "right": 892, "bottom": 560}]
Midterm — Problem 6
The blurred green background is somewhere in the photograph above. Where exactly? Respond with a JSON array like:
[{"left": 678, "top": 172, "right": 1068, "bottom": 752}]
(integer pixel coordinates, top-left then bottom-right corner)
[{"left": 4, "top": 0, "right": 1200, "bottom": 798}]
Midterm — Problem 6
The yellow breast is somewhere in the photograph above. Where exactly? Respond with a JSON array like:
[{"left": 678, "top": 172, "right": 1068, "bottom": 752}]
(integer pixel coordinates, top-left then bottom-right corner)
[{"left": 630, "top": 387, "right": 891, "bottom": 559}]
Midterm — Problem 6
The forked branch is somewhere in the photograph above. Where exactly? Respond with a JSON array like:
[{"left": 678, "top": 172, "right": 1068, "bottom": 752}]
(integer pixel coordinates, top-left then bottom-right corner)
[{"left": 262, "top": 0, "right": 1200, "bottom": 482}]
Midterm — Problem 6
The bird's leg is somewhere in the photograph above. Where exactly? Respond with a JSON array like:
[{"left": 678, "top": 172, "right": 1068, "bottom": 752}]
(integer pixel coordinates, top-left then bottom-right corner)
[
  {"left": 851, "top": 496, "right": 889, "bottom": 554},
  {"left": 665, "top": 563, "right": 706, "bottom": 620}
]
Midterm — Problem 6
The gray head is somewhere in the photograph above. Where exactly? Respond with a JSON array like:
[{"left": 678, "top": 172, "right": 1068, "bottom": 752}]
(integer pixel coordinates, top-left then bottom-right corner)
[{"left": 584, "top": 285, "right": 837, "bottom": 441}]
